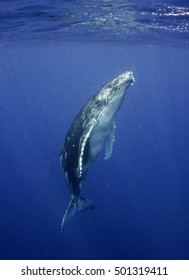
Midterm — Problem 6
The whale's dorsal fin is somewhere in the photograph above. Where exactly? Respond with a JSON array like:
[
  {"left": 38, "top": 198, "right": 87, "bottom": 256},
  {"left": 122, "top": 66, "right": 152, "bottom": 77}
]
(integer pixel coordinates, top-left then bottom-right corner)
[{"left": 104, "top": 121, "right": 116, "bottom": 160}]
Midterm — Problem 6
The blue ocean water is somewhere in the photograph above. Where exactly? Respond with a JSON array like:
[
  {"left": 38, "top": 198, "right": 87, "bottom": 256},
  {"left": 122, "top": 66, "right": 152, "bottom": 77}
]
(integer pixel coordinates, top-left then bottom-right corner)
[{"left": 0, "top": 1, "right": 189, "bottom": 260}]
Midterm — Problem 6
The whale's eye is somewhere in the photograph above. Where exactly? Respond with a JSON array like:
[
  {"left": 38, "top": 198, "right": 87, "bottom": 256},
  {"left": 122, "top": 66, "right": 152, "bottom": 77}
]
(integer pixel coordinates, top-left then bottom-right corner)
[{"left": 95, "top": 99, "right": 101, "bottom": 107}]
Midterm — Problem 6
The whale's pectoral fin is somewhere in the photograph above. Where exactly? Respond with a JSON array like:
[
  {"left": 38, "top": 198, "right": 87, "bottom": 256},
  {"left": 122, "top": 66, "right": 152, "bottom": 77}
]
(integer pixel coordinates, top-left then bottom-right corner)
[
  {"left": 61, "top": 197, "right": 94, "bottom": 231},
  {"left": 78, "top": 122, "right": 97, "bottom": 178},
  {"left": 104, "top": 121, "right": 116, "bottom": 160}
]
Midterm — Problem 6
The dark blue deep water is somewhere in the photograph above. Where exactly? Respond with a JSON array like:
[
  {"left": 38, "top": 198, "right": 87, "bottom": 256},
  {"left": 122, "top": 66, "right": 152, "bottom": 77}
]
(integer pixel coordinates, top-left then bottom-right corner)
[{"left": 0, "top": 0, "right": 189, "bottom": 260}]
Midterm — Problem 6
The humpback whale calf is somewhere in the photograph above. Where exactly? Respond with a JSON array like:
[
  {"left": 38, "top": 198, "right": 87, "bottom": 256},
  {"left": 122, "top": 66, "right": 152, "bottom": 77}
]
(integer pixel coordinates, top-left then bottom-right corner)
[{"left": 60, "top": 71, "right": 135, "bottom": 230}]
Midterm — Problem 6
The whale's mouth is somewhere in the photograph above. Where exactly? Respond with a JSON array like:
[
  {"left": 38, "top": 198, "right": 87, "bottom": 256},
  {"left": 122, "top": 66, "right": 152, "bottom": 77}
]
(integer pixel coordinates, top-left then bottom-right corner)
[
  {"left": 127, "top": 71, "right": 135, "bottom": 86},
  {"left": 131, "top": 78, "right": 135, "bottom": 86}
]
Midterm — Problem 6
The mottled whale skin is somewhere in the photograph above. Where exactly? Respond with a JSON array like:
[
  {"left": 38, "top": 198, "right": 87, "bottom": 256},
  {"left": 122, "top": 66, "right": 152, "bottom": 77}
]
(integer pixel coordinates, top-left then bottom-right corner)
[{"left": 60, "top": 71, "right": 135, "bottom": 230}]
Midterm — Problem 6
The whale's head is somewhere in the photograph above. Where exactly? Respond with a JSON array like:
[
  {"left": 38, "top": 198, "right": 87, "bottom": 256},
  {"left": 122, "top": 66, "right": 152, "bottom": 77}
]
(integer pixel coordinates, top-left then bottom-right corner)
[
  {"left": 110, "top": 71, "right": 135, "bottom": 93},
  {"left": 92, "top": 71, "right": 135, "bottom": 123}
]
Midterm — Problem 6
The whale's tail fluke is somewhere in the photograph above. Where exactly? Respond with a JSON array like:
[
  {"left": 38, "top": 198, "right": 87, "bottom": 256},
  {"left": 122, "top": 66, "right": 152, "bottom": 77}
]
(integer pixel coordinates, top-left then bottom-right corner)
[{"left": 61, "top": 197, "right": 94, "bottom": 231}]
